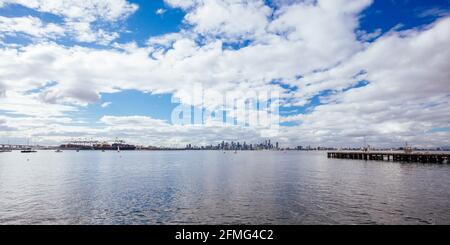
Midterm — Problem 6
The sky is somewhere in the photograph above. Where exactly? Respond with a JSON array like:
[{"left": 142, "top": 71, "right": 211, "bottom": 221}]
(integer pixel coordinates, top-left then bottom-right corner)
[{"left": 0, "top": 0, "right": 449, "bottom": 148}]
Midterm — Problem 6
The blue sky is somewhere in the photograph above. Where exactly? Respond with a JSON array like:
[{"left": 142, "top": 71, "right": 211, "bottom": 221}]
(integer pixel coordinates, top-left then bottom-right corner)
[
  {"left": 116, "top": 0, "right": 185, "bottom": 45},
  {"left": 0, "top": 0, "right": 449, "bottom": 147}
]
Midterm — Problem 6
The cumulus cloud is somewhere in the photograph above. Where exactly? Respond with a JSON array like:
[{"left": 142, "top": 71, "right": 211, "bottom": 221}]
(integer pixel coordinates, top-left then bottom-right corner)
[
  {"left": 0, "top": 91, "right": 77, "bottom": 117},
  {"left": 0, "top": 15, "right": 65, "bottom": 39},
  {"left": 98, "top": 115, "right": 266, "bottom": 147},
  {"left": 0, "top": 0, "right": 138, "bottom": 44},
  {"left": 0, "top": 0, "right": 449, "bottom": 147},
  {"left": 0, "top": 0, "right": 138, "bottom": 22},
  {"left": 183, "top": 0, "right": 272, "bottom": 41},
  {"left": 284, "top": 18, "right": 450, "bottom": 147},
  {"left": 64, "top": 21, "right": 120, "bottom": 44}
]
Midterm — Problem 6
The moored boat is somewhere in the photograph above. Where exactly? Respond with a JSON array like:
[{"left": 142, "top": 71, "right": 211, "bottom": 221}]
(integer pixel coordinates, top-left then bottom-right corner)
[{"left": 21, "top": 148, "right": 37, "bottom": 153}]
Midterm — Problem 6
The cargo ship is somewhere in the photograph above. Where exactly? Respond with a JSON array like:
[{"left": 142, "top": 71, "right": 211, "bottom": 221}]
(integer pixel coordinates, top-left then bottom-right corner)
[
  {"left": 59, "top": 139, "right": 136, "bottom": 151},
  {"left": 93, "top": 140, "right": 136, "bottom": 151},
  {"left": 59, "top": 143, "right": 94, "bottom": 151}
]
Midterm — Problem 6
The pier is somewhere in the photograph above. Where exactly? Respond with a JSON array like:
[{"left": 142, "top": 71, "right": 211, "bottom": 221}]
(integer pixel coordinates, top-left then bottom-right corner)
[
  {"left": 327, "top": 151, "right": 450, "bottom": 164},
  {"left": 1, "top": 144, "right": 31, "bottom": 150}
]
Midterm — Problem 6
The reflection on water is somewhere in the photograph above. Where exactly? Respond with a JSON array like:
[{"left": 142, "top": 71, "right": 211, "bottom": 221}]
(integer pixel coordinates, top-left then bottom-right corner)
[{"left": 1, "top": 151, "right": 450, "bottom": 224}]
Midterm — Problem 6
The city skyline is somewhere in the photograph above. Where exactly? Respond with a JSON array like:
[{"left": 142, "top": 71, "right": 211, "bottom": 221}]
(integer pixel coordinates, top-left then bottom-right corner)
[
  {"left": 0, "top": 0, "right": 449, "bottom": 148},
  {"left": 2, "top": 137, "right": 449, "bottom": 152}
]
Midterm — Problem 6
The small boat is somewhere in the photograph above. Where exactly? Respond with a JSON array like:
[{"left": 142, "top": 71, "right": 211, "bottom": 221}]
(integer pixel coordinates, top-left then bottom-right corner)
[
  {"left": 21, "top": 148, "right": 37, "bottom": 153},
  {"left": 55, "top": 149, "right": 63, "bottom": 153},
  {"left": 22, "top": 139, "right": 37, "bottom": 153}
]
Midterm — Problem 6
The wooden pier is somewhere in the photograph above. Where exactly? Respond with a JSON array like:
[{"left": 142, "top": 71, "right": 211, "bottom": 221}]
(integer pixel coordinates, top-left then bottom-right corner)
[
  {"left": 327, "top": 151, "right": 450, "bottom": 164},
  {"left": 1, "top": 144, "right": 33, "bottom": 150}
]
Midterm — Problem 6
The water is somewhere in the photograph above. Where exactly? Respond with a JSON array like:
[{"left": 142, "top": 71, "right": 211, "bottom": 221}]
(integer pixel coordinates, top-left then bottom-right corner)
[{"left": 1, "top": 150, "right": 450, "bottom": 225}]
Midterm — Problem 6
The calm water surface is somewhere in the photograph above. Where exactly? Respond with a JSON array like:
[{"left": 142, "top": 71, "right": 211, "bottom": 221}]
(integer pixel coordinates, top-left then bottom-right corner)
[{"left": 1, "top": 151, "right": 450, "bottom": 225}]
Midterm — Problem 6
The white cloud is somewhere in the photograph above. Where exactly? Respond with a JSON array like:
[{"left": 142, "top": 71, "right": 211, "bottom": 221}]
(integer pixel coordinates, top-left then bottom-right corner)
[
  {"left": 0, "top": 0, "right": 138, "bottom": 22},
  {"left": 101, "top": 102, "right": 112, "bottom": 108},
  {"left": 1, "top": 0, "right": 449, "bottom": 147},
  {"left": 64, "top": 21, "right": 119, "bottom": 44},
  {"left": 164, "top": 0, "right": 198, "bottom": 10},
  {"left": 283, "top": 17, "right": 450, "bottom": 147},
  {"left": 147, "top": 32, "right": 188, "bottom": 48},
  {"left": 295, "top": 17, "right": 450, "bottom": 102},
  {"left": 156, "top": 8, "right": 167, "bottom": 15},
  {"left": 98, "top": 115, "right": 266, "bottom": 147},
  {"left": 184, "top": 0, "right": 272, "bottom": 40},
  {"left": 0, "top": 91, "right": 77, "bottom": 117},
  {"left": 101, "top": 115, "right": 168, "bottom": 127},
  {"left": 418, "top": 7, "right": 450, "bottom": 18},
  {"left": 0, "top": 15, "right": 65, "bottom": 39},
  {"left": 0, "top": 118, "right": 16, "bottom": 131},
  {"left": 0, "top": 0, "right": 138, "bottom": 44}
]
